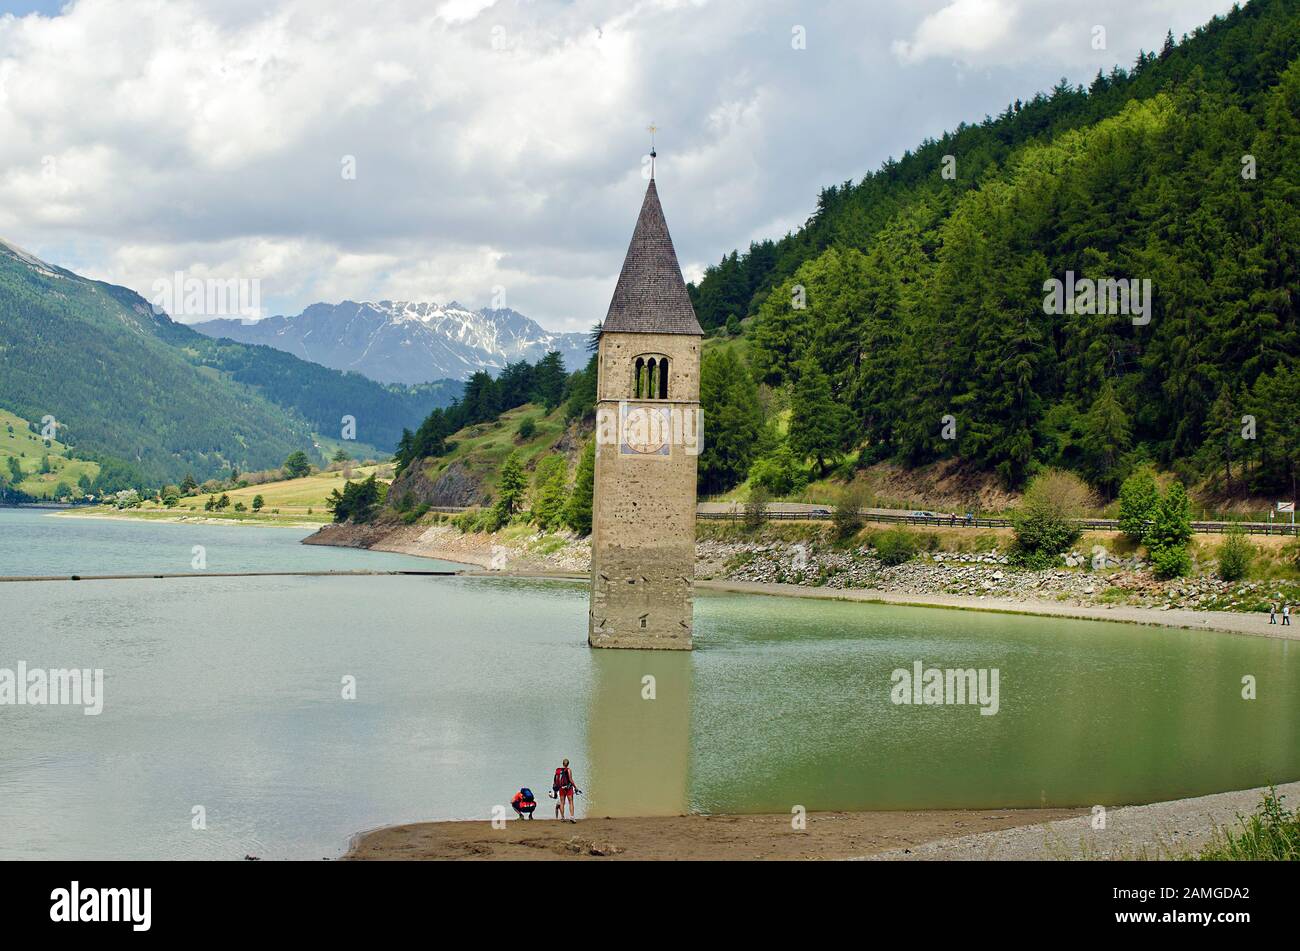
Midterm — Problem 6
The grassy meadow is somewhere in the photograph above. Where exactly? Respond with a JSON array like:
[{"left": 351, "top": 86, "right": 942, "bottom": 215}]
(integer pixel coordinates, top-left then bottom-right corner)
[{"left": 0, "top": 409, "right": 100, "bottom": 499}]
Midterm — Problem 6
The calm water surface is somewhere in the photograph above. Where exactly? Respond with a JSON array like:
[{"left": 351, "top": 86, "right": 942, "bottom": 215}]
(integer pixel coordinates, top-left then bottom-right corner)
[{"left": 0, "top": 508, "right": 1297, "bottom": 859}]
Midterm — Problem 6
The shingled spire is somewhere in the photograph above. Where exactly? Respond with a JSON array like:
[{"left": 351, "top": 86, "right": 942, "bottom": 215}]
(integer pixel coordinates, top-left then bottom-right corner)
[{"left": 602, "top": 179, "right": 704, "bottom": 336}]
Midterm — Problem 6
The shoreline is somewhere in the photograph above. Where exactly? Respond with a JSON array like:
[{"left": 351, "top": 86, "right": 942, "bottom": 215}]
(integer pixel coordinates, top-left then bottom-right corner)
[
  {"left": 344, "top": 781, "right": 1298, "bottom": 860},
  {"left": 696, "top": 579, "right": 1300, "bottom": 642},
  {"left": 50, "top": 508, "right": 326, "bottom": 528},
  {"left": 344, "top": 806, "right": 1087, "bottom": 861},
  {"left": 29, "top": 511, "right": 1299, "bottom": 641}
]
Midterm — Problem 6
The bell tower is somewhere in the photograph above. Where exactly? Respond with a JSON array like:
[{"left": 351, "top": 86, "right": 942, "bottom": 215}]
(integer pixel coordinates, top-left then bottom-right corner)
[{"left": 588, "top": 173, "right": 703, "bottom": 650}]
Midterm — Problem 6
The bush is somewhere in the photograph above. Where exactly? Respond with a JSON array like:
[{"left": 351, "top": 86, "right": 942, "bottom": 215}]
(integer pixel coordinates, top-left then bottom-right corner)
[
  {"left": 1198, "top": 788, "right": 1299, "bottom": 861},
  {"left": 873, "top": 529, "right": 918, "bottom": 566},
  {"left": 400, "top": 503, "right": 431, "bottom": 525},
  {"left": 1217, "top": 528, "right": 1254, "bottom": 582},
  {"left": 516, "top": 417, "right": 537, "bottom": 441},
  {"left": 1010, "top": 469, "right": 1092, "bottom": 567},
  {"left": 748, "top": 443, "right": 806, "bottom": 497},
  {"left": 744, "top": 486, "right": 770, "bottom": 530},
  {"left": 1151, "top": 543, "right": 1192, "bottom": 580},
  {"left": 453, "top": 507, "right": 480, "bottom": 533},
  {"left": 832, "top": 483, "right": 869, "bottom": 540}
]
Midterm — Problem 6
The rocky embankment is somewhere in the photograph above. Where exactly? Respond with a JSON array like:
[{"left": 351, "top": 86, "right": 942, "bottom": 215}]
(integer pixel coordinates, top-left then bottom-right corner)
[
  {"left": 307, "top": 520, "right": 1289, "bottom": 614},
  {"left": 305, "top": 519, "right": 590, "bottom": 572},
  {"left": 698, "top": 540, "right": 1287, "bottom": 612}
]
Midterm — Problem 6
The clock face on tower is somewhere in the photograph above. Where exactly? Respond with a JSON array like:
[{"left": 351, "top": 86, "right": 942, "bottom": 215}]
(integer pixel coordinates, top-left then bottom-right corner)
[{"left": 619, "top": 404, "right": 672, "bottom": 456}]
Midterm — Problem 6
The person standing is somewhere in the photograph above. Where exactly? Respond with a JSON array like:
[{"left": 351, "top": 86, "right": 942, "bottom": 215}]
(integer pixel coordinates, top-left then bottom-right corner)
[
  {"left": 552, "top": 758, "right": 580, "bottom": 823},
  {"left": 1284, "top": 603, "right": 1292, "bottom": 627},
  {"left": 1270, "top": 601, "right": 1279, "bottom": 625}
]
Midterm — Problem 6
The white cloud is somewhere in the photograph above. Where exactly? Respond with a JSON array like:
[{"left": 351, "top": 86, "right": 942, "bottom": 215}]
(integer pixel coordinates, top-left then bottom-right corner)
[
  {"left": 891, "top": 0, "right": 1234, "bottom": 67},
  {"left": 0, "top": 0, "right": 1239, "bottom": 332},
  {"left": 892, "top": 0, "right": 1018, "bottom": 65}
]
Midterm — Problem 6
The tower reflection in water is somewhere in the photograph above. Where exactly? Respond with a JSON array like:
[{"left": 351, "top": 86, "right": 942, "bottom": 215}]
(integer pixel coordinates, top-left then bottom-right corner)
[{"left": 584, "top": 648, "right": 693, "bottom": 817}]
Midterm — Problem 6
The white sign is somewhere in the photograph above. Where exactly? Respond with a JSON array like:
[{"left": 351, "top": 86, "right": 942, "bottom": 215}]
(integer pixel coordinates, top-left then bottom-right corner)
[{"left": 1279, "top": 502, "right": 1296, "bottom": 513}]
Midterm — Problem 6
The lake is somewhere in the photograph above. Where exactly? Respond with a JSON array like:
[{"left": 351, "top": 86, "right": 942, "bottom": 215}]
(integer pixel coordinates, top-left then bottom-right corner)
[{"left": 1, "top": 508, "right": 1297, "bottom": 859}]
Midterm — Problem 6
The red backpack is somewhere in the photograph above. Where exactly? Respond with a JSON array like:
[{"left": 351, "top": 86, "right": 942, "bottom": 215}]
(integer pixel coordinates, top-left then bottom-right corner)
[{"left": 553, "top": 766, "right": 572, "bottom": 792}]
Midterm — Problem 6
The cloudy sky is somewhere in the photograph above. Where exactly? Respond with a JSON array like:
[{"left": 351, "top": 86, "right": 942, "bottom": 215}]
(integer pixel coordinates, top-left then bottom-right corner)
[{"left": 0, "top": 0, "right": 1236, "bottom": 332}]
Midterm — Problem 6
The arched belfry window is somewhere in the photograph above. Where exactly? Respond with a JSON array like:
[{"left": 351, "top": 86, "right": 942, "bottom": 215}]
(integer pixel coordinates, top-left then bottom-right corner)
[{"left": 632, "top": 354, "right": 669, "bottom": 399}]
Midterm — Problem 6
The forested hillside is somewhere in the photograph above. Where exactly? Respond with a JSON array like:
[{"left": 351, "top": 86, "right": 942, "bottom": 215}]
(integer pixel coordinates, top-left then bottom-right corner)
[
  {"left": 690, "top": 0, "right": 1300, "bottom": 500},
  {"left": 0, "top": 243, "right": 461, "bottom": 488}
]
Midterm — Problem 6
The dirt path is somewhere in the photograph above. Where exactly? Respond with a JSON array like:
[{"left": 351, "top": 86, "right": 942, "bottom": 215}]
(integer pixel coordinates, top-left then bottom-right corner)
[{"left": 345, "top": 808, "right": 1084, "bottom": 861}]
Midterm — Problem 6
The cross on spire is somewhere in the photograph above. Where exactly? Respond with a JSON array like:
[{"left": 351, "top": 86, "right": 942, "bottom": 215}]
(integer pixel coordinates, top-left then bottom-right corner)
[{"left": 647, "top": 123, "right": 657, "bottom": 179}]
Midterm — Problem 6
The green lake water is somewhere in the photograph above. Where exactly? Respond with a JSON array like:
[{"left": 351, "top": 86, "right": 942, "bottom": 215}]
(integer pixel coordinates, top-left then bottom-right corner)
[{"left": 0, "top": 508, "right": 1297, "bottom": 859}]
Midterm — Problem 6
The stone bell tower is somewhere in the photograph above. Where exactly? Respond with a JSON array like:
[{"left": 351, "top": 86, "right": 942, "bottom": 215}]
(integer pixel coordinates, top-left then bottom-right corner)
[{"left": 588, "top": 174, "right": 703, "bottom": 650}]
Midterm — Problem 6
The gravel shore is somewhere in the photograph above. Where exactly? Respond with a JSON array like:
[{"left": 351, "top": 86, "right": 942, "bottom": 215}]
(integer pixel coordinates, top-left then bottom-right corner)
[{"left": 859, "top": 781, "right": 1300, "bottom": 860}]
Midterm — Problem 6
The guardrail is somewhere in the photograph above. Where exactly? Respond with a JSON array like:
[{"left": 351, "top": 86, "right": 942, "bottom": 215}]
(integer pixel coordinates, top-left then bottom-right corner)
[
  {"left": 421, "top": 503, "right": 1299, "bottom": 536},
  {"left": 696, "top": 510, "right": 1300, "bottom": 536}
]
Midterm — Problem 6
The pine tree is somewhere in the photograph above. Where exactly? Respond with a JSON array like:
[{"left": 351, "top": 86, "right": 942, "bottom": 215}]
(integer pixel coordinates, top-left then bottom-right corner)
[
  {"left": 788, "top": 355, "right": 846, "bottom": 475},
  {"left": 1081, "top": 381, "right": 1132, "bottom": 495},
  {"left": 562, "top": 440, "right": 595, "bottom": 536},
  {"left": 530, "top": 454, "right": 569, "bottom": 531},
  {"left": 1118, "top": 467, "right": 1160, "bottom": 543},
  {"left": 493, "top": 451, "right": 527, "bottom": 522},
  {"left": 532, "top": 352, "right": 568, "bottom": 410},
  {"left": 1148, "top": 481, "right": 1194, "bottom": 578},
  {"left": 1201, "top": 384, "right": 1239, "bottom": 492},
  {"left": 697, "top": 347, "right": 765, "bottom": 494}
]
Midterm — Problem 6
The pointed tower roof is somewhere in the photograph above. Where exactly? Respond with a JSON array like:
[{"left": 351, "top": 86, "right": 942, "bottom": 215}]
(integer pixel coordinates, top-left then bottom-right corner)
[{"left": 602, "top": 179, "right": 704, "bottom": 336}]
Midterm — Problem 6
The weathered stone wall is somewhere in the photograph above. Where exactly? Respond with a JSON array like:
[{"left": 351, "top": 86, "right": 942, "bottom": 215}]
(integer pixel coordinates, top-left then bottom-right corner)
[{"left": 589, "top": 331, "right": 701, "bottom": 650}]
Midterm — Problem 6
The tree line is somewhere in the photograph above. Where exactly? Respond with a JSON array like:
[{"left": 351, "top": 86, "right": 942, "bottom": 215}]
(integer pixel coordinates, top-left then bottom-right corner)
[{"left": 692, "top": 0, "right": 1300, "bottom": 501}]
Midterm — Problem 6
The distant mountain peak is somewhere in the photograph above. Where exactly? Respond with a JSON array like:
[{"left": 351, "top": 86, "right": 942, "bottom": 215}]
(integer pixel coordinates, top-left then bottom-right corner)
[
  {"left": 0, "top": 237, "right": 61, "bottom": 277},
  {"left": 191, "top": 299, "right": 587, "bottom": 385}
]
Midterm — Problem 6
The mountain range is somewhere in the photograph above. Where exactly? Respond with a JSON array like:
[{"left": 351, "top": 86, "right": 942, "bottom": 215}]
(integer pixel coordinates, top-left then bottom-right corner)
[
  {"left": 0, "top": 239, "right": 461, "bottom": 487},
  {"left": 192, "top": 300, "right": 588, "bottom": 385}
]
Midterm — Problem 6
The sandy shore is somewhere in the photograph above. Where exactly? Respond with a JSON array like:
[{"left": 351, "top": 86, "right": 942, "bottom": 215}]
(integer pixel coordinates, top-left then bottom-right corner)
[
  {"left": 346, "top": 782, "right": 1294, "bottom": 861},
  {"left": 345, "top": 807, "right": 1085, "bottom": 861}
]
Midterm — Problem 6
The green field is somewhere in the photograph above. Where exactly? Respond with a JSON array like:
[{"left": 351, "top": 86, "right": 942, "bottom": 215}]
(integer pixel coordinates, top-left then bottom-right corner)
[
  {"left": 0, "top": 409, "right": 100, "bottom": 499},
  {"left": 116, "top": 464, "right": 393, "bottom": 522}
]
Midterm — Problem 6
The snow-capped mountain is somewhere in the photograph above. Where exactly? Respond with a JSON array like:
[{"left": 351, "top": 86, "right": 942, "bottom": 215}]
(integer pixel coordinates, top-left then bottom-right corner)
[{"left": 191, "top": 300, "right": 589, "bottom": 385}]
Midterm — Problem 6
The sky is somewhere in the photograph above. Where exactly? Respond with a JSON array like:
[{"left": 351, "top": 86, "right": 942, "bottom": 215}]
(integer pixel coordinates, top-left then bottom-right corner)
[{"left": 0, "top": 0, "right": 1238, "bottom": 332}]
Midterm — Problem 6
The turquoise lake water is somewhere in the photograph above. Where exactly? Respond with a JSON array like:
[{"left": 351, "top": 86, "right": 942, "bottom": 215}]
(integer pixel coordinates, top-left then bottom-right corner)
[{"left": 1, "top": 508, "right": 1296, "bottom": 859}]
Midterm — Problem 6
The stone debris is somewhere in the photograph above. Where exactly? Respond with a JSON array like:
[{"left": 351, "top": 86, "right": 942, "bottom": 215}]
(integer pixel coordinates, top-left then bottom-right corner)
[{"left": 695, "top": 540, "right": 1275, "bottom": 612}]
